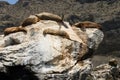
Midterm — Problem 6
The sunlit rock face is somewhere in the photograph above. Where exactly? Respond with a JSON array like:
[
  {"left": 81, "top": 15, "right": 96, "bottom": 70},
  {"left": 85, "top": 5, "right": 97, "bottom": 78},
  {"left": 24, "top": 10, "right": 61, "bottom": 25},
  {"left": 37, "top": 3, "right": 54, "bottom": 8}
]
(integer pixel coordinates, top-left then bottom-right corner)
[{"left": 0, "top": 18, "right": 104, "bottom": 80}]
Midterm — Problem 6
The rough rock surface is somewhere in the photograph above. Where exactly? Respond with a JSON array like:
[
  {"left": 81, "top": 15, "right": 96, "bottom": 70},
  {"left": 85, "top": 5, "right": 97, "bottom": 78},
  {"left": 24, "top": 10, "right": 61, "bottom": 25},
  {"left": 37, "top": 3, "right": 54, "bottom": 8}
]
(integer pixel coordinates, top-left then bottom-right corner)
[
  {"left": 0, "top": 0, "right": 120, "bottom": 67},
  {"left": 0, "top": 18, "right": 104, "bottom": 80},
  {"left": 91, "top": 62, "right": 120, "bottom": 80}
]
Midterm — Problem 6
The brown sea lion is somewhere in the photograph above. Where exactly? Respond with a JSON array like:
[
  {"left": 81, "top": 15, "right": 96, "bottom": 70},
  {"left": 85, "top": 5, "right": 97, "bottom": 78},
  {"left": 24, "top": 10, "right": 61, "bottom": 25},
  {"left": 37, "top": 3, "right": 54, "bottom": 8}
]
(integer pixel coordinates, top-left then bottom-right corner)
[
  {"left": 36, "top": 12, "right": 62, "bottom": 22},
  {"left": 35, "top": 12, "right": 68, "bottom": 28},
  {"left": 4, "top": 27, "right": 27, "bottom": 36},
  {"left": 21, "top": 15, "right": 40, "bottom": 27},
  {"left": 73, "top": 21, "right": 102, "bottom": 30},
  {"left": 43, "top": 28, "right": 70, "bottom": 39}
]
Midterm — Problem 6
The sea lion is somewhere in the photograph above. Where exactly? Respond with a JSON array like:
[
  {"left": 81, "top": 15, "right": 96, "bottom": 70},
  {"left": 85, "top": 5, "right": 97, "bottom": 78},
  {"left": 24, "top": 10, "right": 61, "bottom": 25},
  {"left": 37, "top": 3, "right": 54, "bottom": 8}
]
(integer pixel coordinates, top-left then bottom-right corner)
[
  {"left": 35, "top": 12, "right": 68, "bottom": 28},
  {"left": 21, "top": 15, "right": 40, "bottom": 27},
  {"left": 73, "top": 21, "right": 102, "bottom": 30},
  {"left": 36, "top": 12, "right": 62, "bottom": 22},
  {"left": 43, "top": 28, "right": 70, "bottom": 39},
  {"left": 4, "top": 27, "right": 27, "bottom": 36}
]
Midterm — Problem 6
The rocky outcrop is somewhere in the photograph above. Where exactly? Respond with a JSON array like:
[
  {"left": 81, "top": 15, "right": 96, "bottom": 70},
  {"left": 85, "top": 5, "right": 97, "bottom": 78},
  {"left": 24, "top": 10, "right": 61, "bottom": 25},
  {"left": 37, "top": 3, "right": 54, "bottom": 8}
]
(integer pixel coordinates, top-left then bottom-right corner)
[
  {"left": 0, "top": 1, "right": 120, "bottom": 65},
  {"left": 91, "top": 59, "right": 120, "bottom": 80},
  {"left": 0, "top": 13, "right": 104, "bottom": 80}
]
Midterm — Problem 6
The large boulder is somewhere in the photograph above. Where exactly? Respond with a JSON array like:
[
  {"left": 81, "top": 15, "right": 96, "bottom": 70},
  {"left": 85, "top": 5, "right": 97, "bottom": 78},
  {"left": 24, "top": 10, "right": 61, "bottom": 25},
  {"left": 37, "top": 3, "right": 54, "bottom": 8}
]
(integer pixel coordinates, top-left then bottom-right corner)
[{"left": 0, "top": 19, "right": 104, "bottom": 80}]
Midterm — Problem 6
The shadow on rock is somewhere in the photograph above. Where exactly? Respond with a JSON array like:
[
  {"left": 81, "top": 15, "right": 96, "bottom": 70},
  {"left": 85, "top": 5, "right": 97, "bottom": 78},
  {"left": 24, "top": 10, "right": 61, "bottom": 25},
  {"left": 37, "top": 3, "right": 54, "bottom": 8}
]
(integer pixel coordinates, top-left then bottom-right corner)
[{"left": 0, "top": 65, "right": 39, "bottom": 80}]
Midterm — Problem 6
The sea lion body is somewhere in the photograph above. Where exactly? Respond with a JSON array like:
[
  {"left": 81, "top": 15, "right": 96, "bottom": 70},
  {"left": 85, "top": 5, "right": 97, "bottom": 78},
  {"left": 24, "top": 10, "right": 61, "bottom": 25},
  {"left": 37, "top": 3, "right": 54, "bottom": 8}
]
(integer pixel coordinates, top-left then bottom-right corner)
[
  {"left": 4, "top": 27, "right": 27, "bottom": 36},
  {"left": 36, "top": 12, "right": 68, "bottom": 28},
  {"left": 43, "top": 28, "right": 69, "bottom": 39},
  {"left": 22, "top": 15, "right": 40, "bottom": 27},
  {"left": 36, "top": 12, "right": 62, "bottom": 22},
  {"left": 73, "top": 21, "right": 102, "bottom": 30}
]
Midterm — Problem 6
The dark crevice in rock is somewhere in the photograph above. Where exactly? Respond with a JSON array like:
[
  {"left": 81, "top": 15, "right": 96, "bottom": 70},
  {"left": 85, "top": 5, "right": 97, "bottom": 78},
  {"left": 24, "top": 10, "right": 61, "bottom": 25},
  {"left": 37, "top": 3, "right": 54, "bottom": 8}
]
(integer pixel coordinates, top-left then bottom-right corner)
[
  {"left": 9, "top": 38, "right": 20, "bottom": 46},
  {"left": 80, "top": 48, "right": 94, "bottom": 61},
  {"left": 0, "top": 65, "right": 39, "bottom": 80}
]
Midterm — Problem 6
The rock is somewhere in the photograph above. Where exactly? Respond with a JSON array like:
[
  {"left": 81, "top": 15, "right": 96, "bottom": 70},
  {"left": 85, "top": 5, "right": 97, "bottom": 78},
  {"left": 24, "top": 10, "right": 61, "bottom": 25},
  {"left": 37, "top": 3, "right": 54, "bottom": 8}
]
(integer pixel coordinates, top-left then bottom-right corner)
[
  {"left": 109, "top": 58, "right": 118, "bottom": 67},
  {"left": 85, "top": 28, "right": 104, "bottom": 50},
  {"left": 0, "top": 19, "right": 104, "bottom": 80},
  {"left": 91, "top": 59, "right": 120, "bottom": 80},
  {"left": 0, "top": 0, "right": 120, "bottom": 59}
]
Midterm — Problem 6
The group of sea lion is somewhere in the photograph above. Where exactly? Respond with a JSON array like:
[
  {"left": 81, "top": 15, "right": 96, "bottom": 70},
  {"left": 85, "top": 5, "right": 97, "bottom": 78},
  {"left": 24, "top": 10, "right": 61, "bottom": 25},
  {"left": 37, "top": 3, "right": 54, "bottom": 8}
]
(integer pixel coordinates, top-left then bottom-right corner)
[
  {"left": 3, "top": 12, "right": 64, "bottom": 36},
  {"left": 3, "top": 12, "right": 102, "bottom": 37},
  {"left": 3, "top": 12, "right": 102, "bottom": 61}
]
